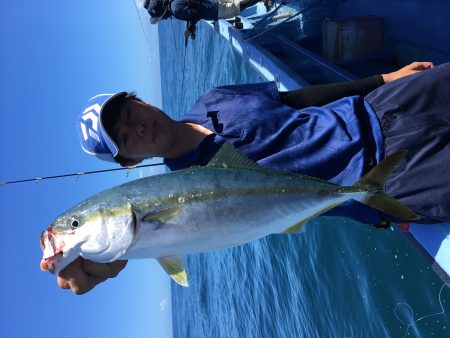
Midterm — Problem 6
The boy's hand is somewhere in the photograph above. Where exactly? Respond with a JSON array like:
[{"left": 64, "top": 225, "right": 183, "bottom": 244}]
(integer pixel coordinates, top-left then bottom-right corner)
[
  {"left": 382, "top": 62, "right": 434, "bottom": 83},
  {"left": 56, "top": 257, "right": 127, "bottom": 295}
]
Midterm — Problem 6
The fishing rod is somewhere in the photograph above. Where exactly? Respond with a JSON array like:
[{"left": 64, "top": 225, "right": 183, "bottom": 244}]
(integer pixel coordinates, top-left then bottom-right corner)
[{"left": 0, "top": 162, "right": 165, "bottom": 186}]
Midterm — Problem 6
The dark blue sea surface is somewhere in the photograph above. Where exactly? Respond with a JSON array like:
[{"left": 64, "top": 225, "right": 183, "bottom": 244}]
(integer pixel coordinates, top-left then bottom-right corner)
[{"left": 159, "top": 19, "right": 450, "bottom": 338}]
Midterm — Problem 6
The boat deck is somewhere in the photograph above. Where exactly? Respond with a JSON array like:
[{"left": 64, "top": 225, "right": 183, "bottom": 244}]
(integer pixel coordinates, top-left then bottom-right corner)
[{"left": 215, "top": 0, "right": 450, "bottom": 86}]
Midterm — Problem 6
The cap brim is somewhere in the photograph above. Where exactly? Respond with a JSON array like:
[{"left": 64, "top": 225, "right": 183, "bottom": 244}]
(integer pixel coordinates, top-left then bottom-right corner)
[
  {"left": 100, "top": 92, "right": 127, "bottom": 118},
  {"left": 98, "top": 92, "right": 127, "bottom": 157}
]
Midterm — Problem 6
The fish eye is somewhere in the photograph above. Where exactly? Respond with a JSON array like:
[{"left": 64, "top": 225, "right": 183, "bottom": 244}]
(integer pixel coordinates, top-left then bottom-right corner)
[{"left": 70, "top": 219, "right": 80, "bottom": 229}]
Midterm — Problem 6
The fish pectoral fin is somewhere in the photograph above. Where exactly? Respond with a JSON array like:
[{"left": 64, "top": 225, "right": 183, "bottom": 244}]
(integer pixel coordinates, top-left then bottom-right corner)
[
  {"left": 143, "top": 205, "right": 181, "bottom": 223},
  {"left": 157, "top": 256, "right": 189, "bottom": 287}
]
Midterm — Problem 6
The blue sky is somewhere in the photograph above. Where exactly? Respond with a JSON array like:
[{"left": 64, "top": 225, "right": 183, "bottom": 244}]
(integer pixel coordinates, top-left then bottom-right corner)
[{"left": 0, "top": 1, "right": 173, "bottom": 337}]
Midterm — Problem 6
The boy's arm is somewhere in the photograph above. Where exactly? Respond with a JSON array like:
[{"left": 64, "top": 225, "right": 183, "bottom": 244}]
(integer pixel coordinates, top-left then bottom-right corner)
[{"left": 280, "top": 62, "right": 434, "bottom": 109}]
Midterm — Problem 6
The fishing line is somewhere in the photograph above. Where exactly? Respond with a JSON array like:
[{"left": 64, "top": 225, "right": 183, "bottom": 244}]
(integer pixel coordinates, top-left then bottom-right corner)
[
  {"left": 170, "top": 18, "right": 185, "bottom": 65},
  {"left": 170, "top": 18, "right": 189, "bottom": 106},
  {"left": 0, "top": 162, "right": 165, "bottom": 186},
  {"left": 133, "top": 0, "right": 154, "bottom": 58},
  {"left": 394, "top": 283, "right": 449, "bottom": 337},
  {"left": 180, "top": 29, "right": 188, "bottom": 104}
]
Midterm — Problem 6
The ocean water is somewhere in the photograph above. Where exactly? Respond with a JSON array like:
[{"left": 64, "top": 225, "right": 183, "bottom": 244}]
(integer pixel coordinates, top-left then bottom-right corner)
[{"left": 158, "top": 19, "right": 450, "bottom": 338}]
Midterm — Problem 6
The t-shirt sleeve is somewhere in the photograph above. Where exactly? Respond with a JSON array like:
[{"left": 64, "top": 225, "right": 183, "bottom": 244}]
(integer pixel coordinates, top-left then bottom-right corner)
[
  {"left": 210, "top": 81, "right": 281, "bottom": 101},
  {"left": 181, "top": 82, "right": 280, "bottom": 123}
]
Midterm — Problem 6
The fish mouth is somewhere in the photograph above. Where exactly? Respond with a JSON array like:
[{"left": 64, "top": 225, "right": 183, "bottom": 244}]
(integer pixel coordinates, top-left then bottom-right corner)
[
  {"left": 40, "top": 226, "right": 64, "bottom": 274},
  {"left": 39, "top": 230, "right": 47, "bottom": 252},
  {"left": 40, "top": 253, "right": 63, "bottom": 274}
]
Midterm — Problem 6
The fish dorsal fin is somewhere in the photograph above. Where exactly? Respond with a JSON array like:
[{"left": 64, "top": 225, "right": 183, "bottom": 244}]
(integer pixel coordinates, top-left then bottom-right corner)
[
  {"left": 207, "top": 142, "right": 261, "bottom": 170},
  {"left": 157, "top": 256, "right": 189, "bottom": 287}
]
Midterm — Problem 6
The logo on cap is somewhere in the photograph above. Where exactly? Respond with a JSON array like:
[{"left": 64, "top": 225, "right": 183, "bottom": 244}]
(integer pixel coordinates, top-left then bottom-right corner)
[{"left": 80, "top": 103, "right": 102, "bottom": 143}]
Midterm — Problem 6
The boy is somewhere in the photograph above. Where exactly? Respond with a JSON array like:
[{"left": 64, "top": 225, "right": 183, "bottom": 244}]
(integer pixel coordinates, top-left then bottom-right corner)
[{"left": 60, "top": 62, "right": 447, "bottom": 294}]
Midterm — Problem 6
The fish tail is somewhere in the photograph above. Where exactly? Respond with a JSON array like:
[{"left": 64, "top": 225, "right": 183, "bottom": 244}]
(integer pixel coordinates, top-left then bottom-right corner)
[{"left": 353, "top": 150, "right": 419, "bottom": 221}]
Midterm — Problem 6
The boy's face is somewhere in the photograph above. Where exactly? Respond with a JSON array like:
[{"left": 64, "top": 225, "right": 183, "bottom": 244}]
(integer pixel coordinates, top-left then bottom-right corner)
[{"left": 111, "top": 99, "right": 175, "bottom": 160}]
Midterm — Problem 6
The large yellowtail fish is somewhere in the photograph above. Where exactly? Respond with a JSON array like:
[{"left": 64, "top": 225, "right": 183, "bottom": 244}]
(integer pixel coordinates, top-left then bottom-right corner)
[{"left": 40, "top": 143, "right": 417, "bottom": 286}]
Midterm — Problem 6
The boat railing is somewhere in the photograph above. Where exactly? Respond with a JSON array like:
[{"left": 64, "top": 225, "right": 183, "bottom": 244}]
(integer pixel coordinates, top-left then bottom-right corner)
[{"left": 206, "top": 16, "right": 358, "bottom": 91}]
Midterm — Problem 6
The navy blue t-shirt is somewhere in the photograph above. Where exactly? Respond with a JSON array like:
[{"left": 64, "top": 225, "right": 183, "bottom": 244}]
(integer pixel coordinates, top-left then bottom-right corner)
[{"left": 165, "top": 82, "right": 385, "bottom": 224}]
